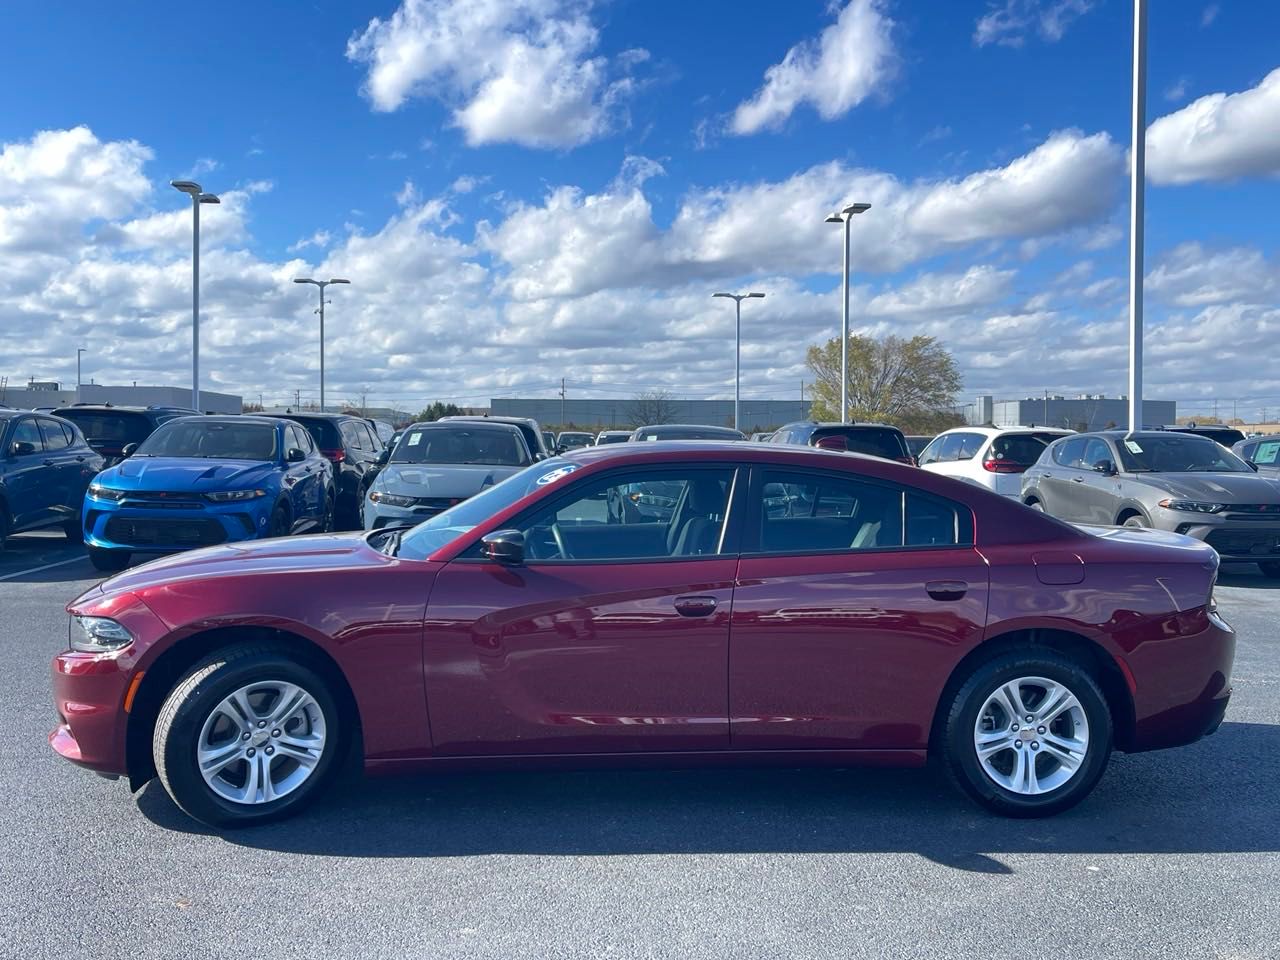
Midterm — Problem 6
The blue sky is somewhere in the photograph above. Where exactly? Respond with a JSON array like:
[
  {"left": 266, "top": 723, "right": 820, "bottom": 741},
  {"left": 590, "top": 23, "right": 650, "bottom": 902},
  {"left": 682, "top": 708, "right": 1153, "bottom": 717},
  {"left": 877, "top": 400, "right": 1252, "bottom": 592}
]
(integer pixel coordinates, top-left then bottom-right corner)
[{"left": 2, "top": 0, "right": 1279, "bottom": 417}]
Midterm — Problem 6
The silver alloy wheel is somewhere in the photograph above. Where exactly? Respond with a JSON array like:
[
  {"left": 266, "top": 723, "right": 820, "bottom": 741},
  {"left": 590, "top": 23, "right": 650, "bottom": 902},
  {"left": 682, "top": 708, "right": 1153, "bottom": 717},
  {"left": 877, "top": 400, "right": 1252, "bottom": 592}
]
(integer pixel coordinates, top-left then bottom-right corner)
[
  {"left": 196, "top": 681, "right": 327, "bottom": 805},
  {"left": 973, "top": 675, "right": 1089, "bottom": 796}
]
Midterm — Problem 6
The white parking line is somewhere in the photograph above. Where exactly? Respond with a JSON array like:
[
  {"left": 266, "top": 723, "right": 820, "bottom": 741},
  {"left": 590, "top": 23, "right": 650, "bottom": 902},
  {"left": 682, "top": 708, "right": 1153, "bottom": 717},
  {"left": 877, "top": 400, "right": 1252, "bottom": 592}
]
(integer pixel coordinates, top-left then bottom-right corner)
[{"left": 0, "top": 555, "right": 89, "bottom": 583}]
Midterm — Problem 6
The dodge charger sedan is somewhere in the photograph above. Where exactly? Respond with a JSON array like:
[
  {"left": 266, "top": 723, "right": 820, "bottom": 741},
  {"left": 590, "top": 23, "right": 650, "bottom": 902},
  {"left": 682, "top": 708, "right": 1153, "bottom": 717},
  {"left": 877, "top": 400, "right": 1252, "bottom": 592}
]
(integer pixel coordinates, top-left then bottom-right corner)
[{"left": 52, "top": 442, "right": 1234, "bottom": 828}]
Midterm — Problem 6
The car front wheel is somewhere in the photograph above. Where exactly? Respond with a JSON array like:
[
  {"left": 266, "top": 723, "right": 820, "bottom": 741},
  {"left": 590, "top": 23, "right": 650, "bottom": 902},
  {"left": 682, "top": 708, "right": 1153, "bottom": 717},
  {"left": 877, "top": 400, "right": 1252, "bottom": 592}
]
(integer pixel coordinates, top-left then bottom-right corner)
[
  {"left": 939, "top": 651, "right": 1112, "bottom": 818},
  {"left": 153, "top": 644, "right": 344, "bottom": 828}
]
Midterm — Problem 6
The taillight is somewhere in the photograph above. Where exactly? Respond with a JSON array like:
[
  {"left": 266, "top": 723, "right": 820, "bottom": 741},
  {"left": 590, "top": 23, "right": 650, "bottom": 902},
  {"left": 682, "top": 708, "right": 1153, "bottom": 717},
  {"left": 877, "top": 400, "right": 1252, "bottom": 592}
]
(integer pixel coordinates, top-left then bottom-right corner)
[
  {"left": 321, "top": 448, "right": 346, "bottom": 463},
  {"left": 983, "top": 458, "right": 1026, "bottom": 473}
]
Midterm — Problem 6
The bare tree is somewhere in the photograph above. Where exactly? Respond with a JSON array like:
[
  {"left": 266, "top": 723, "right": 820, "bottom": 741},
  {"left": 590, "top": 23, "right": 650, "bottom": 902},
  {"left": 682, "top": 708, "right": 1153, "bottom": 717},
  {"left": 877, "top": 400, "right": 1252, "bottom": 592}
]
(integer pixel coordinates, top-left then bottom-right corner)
[{"left": 626, "top": 389, "right": 678, "bottom": 427}]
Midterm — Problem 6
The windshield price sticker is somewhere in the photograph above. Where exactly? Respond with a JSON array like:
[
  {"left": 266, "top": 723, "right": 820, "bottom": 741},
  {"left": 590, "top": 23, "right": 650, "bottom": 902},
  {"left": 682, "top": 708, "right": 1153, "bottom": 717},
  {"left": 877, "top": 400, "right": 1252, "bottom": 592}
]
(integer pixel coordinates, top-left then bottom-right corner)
[
  {"left": 536, "top": 464, "right": 579, "bottom": 485},
  {"left": 1125, "top": 440, "right": 1143, "bottom": 454},
  {"left": 407, "top": 433, "right": 422, "bottom": 446}
]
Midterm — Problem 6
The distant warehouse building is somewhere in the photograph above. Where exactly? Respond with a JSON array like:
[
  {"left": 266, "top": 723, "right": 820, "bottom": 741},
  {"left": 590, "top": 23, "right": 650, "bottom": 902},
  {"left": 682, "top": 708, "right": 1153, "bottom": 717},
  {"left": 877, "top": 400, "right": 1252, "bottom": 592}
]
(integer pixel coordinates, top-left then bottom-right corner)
[
  {"left": 0, "top": 381, "right": 241, "bottom": 414},
  {"left": 490, "top": 398, "right": 811, "bottom": 432},
  {"left": 965, "top": 395, "right": 1176, "bottom": 431}
]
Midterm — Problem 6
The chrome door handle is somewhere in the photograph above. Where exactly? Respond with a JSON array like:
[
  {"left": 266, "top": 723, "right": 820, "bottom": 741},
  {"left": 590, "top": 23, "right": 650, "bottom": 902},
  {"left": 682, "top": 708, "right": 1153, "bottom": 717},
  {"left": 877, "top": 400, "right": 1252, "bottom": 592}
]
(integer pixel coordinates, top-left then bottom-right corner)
[
  {"left": 926, "top": 580, "right": 968, "bottom": 601},
  {"left": 674, "top": 596, "right": 717, "bottom": 617}
]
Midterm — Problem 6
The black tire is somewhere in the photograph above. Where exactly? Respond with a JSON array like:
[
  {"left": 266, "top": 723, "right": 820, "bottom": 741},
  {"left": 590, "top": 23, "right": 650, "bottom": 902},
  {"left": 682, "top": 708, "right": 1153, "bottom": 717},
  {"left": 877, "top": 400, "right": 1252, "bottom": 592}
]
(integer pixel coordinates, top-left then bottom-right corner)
[
  {"left": 152, "top": 643, "right": 345, "bottom": 828},
  {"left": 1121, "top": 514, "right": 1146, "bottom": 528},
  {"left": 64, "top": 516, "right": 84, "bottom": 543},
  {"left": 88, "top": 546, "right": 130, "bottom": 572},
  {"left": 321, "top": 491, "right": 335, "bottom": 534},
  {"left": 1260, "top": 561, "right": 1280, "bottom": 580},
  {"left": 938, "top": 649, "right": 1113, "bottom": 818},
  {"left": 268, "top": 501, "right": 291, "bottom": 538},
  {"left": 1025, "top": 499, "right": 1044, "bottom": 512}
]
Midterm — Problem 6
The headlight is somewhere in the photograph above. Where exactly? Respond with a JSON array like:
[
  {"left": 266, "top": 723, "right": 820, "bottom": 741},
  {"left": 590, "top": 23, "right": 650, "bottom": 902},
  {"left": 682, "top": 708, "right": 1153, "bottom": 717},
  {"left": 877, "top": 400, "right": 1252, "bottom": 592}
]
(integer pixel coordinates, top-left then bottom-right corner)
[
  {"left": 369, "top": 490, "right": 416, "bottom": 508},
  {"left": 1158, "top": 499, "right": 1226, "bottom": 513},
  {"left": 204, "top": 489, "right": 266, "bottom": 503},
  {"left": 88, "top": 483, "right": 125, "bottom": 502},
  {"left": 70, "top": 616, "right": 135, "bottom": 653}
]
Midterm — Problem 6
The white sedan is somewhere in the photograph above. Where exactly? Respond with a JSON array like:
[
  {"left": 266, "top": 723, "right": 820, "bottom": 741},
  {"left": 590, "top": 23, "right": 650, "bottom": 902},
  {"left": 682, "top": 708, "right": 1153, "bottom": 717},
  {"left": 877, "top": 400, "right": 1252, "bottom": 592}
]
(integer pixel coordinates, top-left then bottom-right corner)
[{"left": 919, "top": 426, "right": 1072, "bottom": 497}]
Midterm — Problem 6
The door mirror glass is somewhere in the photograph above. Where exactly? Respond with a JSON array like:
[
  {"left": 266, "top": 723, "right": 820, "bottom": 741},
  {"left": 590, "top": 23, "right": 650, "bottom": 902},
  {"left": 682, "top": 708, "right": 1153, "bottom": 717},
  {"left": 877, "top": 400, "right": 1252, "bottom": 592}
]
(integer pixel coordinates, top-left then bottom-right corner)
[
  {"left": 1092, "top": 458, "right": 1116, "bottom": 475},
  {"left": 121, "top": 442, "right": 138, "bottom": 458},
  {"left": 10, "top": 440, "right": 36, "bottom": 457},
  {"left": 481, "top": 529, "right": 525, "bottom": 565},
  {"left": 286, "top": 447, "right": 306, "bottom": 463}
]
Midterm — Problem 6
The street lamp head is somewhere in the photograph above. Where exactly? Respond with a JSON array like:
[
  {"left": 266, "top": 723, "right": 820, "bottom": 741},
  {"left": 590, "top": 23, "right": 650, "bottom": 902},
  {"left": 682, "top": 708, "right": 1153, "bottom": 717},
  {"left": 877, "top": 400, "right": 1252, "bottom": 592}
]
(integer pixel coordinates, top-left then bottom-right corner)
[
  {"left": 712, "top": 292, "right": 733, "bottom": 299},
  {"left": 294, "top": 278, "right": 315, "bottom": 285},
  {"left": 842, "top": 202, "right": 872, "bottom": 215},
  {"left": 170, "top": 180, "right": 202, "bottom": 195},
  {"left": 747, "top": 292, "right": 765, "bottom": 299},
  {"left": 825, "top": 213, "right": 844, "bottom": 223},
  {"left": 328, "top": 278, "right": 350, "bottom": 285},
  {"left": 198, "top": 193, "right": 220, "bottom": 204}
]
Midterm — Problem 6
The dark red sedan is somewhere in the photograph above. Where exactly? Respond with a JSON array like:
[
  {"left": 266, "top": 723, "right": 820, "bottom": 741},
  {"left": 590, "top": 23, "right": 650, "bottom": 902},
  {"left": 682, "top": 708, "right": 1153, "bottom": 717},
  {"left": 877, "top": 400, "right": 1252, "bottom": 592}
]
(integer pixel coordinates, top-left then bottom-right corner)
[{"left": 51, "top": 442, "right": 1235, "bottom": 827}]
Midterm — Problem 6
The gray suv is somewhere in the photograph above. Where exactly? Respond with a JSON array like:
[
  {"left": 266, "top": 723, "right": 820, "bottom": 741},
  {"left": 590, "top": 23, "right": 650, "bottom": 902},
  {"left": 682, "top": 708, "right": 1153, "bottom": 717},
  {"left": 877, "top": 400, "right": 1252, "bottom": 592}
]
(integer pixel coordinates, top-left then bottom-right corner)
[{"left": 1022, "top": 430, "right": 1280, "bottom": 577}]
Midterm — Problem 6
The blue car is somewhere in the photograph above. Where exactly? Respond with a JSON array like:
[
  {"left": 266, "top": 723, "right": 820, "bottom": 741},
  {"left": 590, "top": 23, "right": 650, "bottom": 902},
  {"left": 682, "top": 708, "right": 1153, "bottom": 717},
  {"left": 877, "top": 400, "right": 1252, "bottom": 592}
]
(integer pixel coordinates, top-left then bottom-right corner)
[
  {"left": 83, "top": 416, "right": 334, "bottom": 572},
  {"left": 1, "top": 410, "right": 104, "bottom": 549}
]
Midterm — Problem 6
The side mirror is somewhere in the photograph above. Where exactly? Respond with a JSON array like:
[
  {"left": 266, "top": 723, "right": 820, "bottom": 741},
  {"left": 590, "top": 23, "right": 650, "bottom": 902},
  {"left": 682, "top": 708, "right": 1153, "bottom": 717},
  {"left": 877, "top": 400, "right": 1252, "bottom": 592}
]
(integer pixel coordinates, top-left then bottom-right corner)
[
  {"left": 121, "top": 442, "right": 139, "bottom": 458},
  {"left": 286, "top": 447, "right": 306, "bottom": 463},
  {"left": 1093, "top": 459, "right": 1116, "bottom": 475},
  {"left": 481, "top": 529, "right": 525, "bottom": 565},
  {"left": 555, "top": 444, "right": 568, "bottom": 454},
  {"left": 376, "top": 448, "right": 390, "bottom": 466},
  {"left": 1246, "top": 460, "right": 1259, "bottom": 472},
  {"left": 10, "top": 440, "right": 36, "bottom": 457},
  {"left": 815, "top": 435, "right": 848, "bottom": 452}
]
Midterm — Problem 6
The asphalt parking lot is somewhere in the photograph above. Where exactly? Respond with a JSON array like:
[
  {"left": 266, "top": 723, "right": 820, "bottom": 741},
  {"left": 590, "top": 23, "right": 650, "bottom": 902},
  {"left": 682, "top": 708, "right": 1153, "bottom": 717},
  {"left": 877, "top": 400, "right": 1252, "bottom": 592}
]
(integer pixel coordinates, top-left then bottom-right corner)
[{"left": 2, "top": 530, "right": 1277, "bottom": 959}]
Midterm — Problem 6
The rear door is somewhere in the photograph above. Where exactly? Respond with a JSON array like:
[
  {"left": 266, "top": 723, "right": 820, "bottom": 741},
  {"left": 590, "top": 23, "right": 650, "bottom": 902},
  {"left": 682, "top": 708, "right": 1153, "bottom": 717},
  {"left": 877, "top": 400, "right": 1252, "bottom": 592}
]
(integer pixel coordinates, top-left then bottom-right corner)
[
  {"left": 283, "top": 424, "right": 322, "bottom": 528},
  {"left": 423, "top": 464, "right": 741, "bottom": 755},
  {"left": 1036, "top": 437, "right": 1087, "bottom": 519},
  {"left": 37, "top": 417, "right": 80, "bottom": 522},
  {"left": 730, "top": 467, "right": 989, "bottom": 750}
]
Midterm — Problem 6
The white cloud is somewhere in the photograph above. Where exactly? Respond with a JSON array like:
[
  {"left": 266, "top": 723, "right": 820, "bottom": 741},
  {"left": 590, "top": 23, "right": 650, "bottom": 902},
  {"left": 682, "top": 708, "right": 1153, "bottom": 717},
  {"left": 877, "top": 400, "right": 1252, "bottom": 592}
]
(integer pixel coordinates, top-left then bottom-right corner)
[
  {"left": 288, "top": 230, "right": 333, "bottom": 253},
  {"left": 1146, "top": 242, "right": 1278, "bottom": 307},
  {"left": 1201, "top": 4, "right": 1219, "bottom": 27},
  {"left": 1147, "top": 68, "right": 1280, "bottom": 184},
  {"left": 730, "top": 0, "right": 896, "bottom": 135},
  {"left": 484, "top": 130, "right": 1123, "bottom": 300},
  {"left": 346, "top": 0, "right": 643, "bottom": 149},
  {"left": 179, "top": 157, "right": 219, "bottom": 179},
  {"left": 974, "top": 0, "right": 1095, "bottom": 48},
  {"left": 1164, "top": 76, "right": 1190, "bottom": 103}
]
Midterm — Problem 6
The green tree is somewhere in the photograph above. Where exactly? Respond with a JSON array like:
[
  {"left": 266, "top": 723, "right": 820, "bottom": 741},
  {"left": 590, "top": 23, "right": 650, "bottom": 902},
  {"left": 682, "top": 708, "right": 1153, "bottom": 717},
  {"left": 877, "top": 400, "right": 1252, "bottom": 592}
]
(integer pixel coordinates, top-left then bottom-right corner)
[
  {"left": 414, "top": 401, "right": 463, "bottom": 422},
  {"left": 806, "top": 334, "right": 964, "bottom": 435}
]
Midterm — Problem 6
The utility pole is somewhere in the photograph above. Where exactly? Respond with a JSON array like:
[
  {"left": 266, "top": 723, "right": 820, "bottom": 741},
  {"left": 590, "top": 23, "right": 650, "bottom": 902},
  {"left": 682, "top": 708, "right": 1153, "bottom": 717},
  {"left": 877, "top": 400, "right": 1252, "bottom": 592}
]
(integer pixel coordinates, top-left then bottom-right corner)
[
  {"left": 294, "top": 389, "right": 301, "bottom": 409},
  {"left": 1127, "top": 0, "right": 1148, "bottom": 433},
  {"left": 560, "top": 378, "right": 566, "bottom": 429}
]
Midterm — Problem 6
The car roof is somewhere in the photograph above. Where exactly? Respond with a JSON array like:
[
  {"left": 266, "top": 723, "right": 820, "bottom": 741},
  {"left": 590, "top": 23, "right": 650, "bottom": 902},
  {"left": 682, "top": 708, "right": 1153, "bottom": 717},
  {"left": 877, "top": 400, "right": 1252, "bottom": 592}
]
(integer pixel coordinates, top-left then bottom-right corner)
[
  {"left": 633, "top": 423, "right": 742, "bottom": 433},
  {"left": 935, "top": 425, "right": 1074, "bottom": 438},
  {"left": 403, "top": 419, "right": 521, "bottom": 433},
  {"left": 169, "top": 415, "right": 286, "bottom": 427},
  {"left": 561, "top": 440, "right": 898, "bottom": 465},
  {"left": 442, "top": 415, "right": 536, "bottom": 425},
  {"left": 280, "top": 412, "right": 362, "bottom": 422}
]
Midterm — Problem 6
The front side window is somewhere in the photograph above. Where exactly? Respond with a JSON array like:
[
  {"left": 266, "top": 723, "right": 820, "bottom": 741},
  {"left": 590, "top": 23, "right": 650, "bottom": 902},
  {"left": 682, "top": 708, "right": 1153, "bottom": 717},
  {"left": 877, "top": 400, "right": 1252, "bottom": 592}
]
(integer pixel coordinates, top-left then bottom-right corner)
[
  {"left": 1080, "top": 438, "right": 1114, "bottom": 470},
  {"left": 136, "top": 421, "right": 278, "bottom": 461},
  {"left": 10, "top": 418, "right": 43, "bottom": 453},
  {"left": 757, "top": 470, "right": 971, "bottom": 553},
  {"left": 509, "top": 468, "right": 734, "bottom": 561},
  {"left": 1253, "top": 440, "right": 1280, "bottom": 466}
]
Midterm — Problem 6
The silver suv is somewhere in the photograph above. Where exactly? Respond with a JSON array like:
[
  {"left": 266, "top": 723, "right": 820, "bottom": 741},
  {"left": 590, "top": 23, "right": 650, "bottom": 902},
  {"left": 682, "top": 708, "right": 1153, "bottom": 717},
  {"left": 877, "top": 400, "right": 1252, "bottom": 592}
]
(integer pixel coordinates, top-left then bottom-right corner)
[{"left": 1022, "top": 430, "right": 1280, "bottom": 578}]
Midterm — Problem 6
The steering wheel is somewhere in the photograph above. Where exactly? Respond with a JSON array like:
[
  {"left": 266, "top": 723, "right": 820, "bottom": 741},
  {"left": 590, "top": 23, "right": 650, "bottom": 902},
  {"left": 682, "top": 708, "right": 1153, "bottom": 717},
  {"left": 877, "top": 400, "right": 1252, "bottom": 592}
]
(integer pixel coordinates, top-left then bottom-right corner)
[{"left": 551, "top": 522, "right": 572, "bottom": 560}]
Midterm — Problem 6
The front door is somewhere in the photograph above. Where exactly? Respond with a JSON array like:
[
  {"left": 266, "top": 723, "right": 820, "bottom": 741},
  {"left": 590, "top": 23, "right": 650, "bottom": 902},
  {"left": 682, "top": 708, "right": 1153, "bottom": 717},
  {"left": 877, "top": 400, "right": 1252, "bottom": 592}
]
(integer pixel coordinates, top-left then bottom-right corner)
[
  {"left": 423, "top": 465, "right": 740, "bottom": 755},
  {"left": 5, "top": 417, "right": 51, "bottom": 532},
  {"left": 730, "top": 468, "right": 989, "bottom": 750}
]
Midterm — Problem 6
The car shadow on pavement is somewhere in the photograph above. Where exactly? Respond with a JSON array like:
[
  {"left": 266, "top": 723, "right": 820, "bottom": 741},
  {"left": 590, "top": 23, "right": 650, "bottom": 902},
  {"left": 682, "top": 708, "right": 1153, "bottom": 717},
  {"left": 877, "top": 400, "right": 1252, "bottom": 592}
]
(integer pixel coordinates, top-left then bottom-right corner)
[
  {"left": 136, "top": 720, "right": 1279, "bottom": 871},
  {"left": 1217, "top": 563, "right": 1280, "bottom": 589}
]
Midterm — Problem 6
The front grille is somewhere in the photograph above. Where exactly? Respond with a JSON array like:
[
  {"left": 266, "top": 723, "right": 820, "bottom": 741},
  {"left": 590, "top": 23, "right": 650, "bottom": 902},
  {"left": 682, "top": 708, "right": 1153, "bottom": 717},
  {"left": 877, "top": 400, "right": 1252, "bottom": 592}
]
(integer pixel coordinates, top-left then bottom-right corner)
[
  {"left": 1204, "top": 529, "right": 1280, "bottom": 557},
  {"left": 412, "top": 497, "right": 460, "bottom": 510},
  {"left": 103, "top": 516, "right": 226, "bottom": 547},
  {"left": 120, "top": 491, "right": 205, "bottom": 508},
  {"left": 1220, "top": 504, "right": 1280, "bottom": 520}
]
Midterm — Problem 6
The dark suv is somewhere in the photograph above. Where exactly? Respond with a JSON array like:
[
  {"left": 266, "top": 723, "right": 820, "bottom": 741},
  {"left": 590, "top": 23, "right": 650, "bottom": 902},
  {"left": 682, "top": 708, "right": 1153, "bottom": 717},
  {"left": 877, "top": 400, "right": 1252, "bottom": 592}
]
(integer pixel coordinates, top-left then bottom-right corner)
[
  {"left": 280, "top": 413, "right": 384, "bottom": 529},
  {"left": 1, "top": 411, "right": 104, "bottom": 548},
  {"left": 770, "top": 421, "right": 915, "bottom": 464},
  {"left": 52, "top": 404, "right": 201, "bottom": 467},
  {"left": 1162, "top": 424, "right": 1246, "bottom": 448}
]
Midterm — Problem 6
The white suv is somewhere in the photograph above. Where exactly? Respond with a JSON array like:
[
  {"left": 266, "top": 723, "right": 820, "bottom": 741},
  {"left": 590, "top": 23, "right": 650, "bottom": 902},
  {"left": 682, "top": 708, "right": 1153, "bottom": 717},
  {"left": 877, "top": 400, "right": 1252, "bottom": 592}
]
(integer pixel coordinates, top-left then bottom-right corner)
[{"left": 918, "top": 426, "right": 1073, "bottom": 497}]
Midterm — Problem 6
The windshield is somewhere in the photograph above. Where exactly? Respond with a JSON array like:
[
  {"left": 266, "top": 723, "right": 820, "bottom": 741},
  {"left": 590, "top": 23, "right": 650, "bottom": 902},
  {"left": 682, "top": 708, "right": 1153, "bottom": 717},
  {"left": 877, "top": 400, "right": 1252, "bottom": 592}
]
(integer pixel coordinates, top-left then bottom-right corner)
[
  {"left": 815, "top": 427, "right": 908, "bottom": 460},
  {"left": 1115, "top": 435, "right": 1253, "bottom": 473},
  {"left": 55, "top": 411, "right": 151, "bottom": 445},
  {"left": 397, "top": 457, "right": 577, "bottom": 560},
  {"left": 392, "top": 425, "right": 530, "bottom": 466},
  {"left": 136, "top": 420, "right": 278, "bottom": 460}
]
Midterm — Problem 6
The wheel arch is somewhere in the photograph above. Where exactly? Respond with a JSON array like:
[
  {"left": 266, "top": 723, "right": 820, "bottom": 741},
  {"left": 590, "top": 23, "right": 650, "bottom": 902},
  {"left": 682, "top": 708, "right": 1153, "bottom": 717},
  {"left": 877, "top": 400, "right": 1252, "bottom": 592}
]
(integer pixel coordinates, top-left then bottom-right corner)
[
  {"left": 1114, "top": 502, "right": 1150, "bottom": 526},
  {"left": 929, "top": 627, "right": 1136, "bottom": 754},
  {"left": 125, "top": 624, "right": 363, "bottom": 791}
]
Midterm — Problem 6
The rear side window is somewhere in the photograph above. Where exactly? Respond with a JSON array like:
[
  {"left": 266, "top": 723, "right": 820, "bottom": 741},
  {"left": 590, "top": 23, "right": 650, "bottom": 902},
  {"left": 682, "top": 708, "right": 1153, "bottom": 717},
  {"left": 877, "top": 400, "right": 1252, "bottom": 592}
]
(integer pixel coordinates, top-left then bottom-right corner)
[
  {"left": 38, "top": 418, "right": 71, "bottom": 450},
  {"left": 340, "top": 421, "right": 367, "bottom": 451},
  {"left": 813, "top": 427, "right": 908, "bottom": 460},
  {"left": 906, "top": 492, "right": 972, "bottom": 546}
]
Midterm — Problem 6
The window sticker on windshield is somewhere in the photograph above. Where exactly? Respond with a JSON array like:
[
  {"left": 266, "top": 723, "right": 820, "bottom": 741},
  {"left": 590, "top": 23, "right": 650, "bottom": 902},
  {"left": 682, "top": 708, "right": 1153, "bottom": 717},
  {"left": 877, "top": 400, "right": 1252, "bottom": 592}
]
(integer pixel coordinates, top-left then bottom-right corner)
[
  {"left": 536, "top": 464, "right": 579, "bottom": 485},
  {"left": 407, "top": 433, "right": 422, "bottom": 446},
  {"left": 1124, "top": 440, "right": 1143, "bottom": 453},
  {"left": 644, "top": 435, "right": 658, "bottom": 441}
]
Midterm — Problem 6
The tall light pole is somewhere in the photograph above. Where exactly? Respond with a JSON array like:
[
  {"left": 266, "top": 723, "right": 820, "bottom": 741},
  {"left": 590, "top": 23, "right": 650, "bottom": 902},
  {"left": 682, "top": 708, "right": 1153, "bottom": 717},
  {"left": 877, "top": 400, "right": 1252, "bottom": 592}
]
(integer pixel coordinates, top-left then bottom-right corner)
[
  {"left": 1127, "top": 0, "right": 1148, "bottom": 432},
  {"left": 293, "top": 277, "right": 350, "bottom": 411},
  {"left": 171, "top": 181, "right": 220, "bottom": 411},
  {"left": 76, "top": 347, "right": 86, "bottom": 403},
  {"left": 712, "top": 291, "right": 765, "bottom": 431},
  {"left": 825, "top": 202, "right": 871, "bottom": 422}
]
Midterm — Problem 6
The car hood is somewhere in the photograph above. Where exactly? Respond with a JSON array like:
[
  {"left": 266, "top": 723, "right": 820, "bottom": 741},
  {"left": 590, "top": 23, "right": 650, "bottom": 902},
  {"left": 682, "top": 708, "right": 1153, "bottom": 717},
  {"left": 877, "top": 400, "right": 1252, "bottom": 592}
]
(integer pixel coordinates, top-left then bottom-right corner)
[
  {"left": 375, "top": 463, "right": 524, "bottom": 497},
  {"left": 1128, "top": 471, "right": 1280, "bottom": 502},
  {"left": 88, "top": 533, "right": 392, "bottom": 597},
  {"left": 103, "top": 456, "right": 275, "bottom": 489}
]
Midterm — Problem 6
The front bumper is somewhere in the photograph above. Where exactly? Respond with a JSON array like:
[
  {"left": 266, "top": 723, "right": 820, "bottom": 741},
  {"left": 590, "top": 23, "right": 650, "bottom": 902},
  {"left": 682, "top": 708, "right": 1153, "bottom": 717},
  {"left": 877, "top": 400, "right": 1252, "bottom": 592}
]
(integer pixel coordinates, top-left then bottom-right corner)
[
  {"left": 83, "top": 495, "right": 271, "bottom": 552},
  {"left": 1159, "top": 514, "right": 1280, "bottom": 562},
  {"left": 363, "top": 498, "right": 459, "bottom": 530}
]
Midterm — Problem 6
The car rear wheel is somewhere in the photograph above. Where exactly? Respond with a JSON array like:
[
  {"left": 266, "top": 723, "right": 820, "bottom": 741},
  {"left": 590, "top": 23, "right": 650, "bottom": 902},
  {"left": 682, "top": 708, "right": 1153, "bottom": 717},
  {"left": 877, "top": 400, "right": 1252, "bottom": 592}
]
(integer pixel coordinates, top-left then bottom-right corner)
[
  {"left": 153, "top": 644, "right": 344, "bottom": 828},
  {"left": 939, "top": 650, "right": 1112, "bottom": 818},
  {"left": 1260, "top": 561, "right": 1280, "bottom": 580},
  {"left": 87, "top": 546, "right": 130, "bottom": 572}
]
